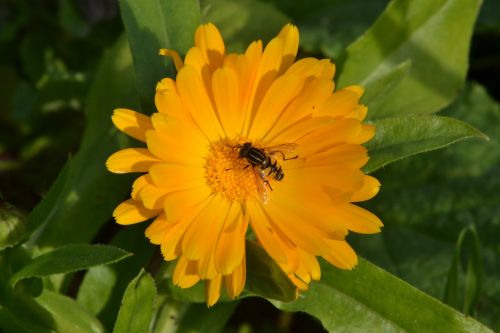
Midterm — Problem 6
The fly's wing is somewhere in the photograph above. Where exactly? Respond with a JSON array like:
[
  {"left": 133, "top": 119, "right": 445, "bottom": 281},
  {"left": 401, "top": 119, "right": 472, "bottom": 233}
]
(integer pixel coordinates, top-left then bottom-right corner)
[
  {"left": 262, "top": 143, "right": 297, "bottom": 160},
  {"left": 253, "top": 166, "right": 271, "bottom": 204}
]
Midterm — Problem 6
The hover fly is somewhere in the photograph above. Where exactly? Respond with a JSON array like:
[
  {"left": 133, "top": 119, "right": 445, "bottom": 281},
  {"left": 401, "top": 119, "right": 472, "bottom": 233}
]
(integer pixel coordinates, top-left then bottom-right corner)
[{"left": 236, "top": 142, "right": 298, "bottom": 204}]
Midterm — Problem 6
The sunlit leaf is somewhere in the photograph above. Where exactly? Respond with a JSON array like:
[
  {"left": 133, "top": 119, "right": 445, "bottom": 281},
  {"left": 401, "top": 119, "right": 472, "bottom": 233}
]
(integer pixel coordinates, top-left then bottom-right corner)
[
  {"left": 119, "top": 0, "right": 200, "bottom": 111},
  {"left": 364, "top": 115, "right": 487, "bottom": 173},
  {"left": 35, "top": 290, "right": 106, "bottom": 333},
  {"left": 338, "top": 0, "right": 482, "bottom": 119},
  {"left": 357, "top": 83, "right": 500, "bottom": 331},
  {"left": 273, "top": 259, "right": 493, "bottom": 332}
]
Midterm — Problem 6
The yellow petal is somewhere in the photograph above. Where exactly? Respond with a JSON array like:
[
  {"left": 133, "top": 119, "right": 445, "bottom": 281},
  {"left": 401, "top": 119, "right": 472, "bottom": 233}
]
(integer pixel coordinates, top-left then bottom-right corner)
[
  {"left": 197, "top": 245, "right": 218, "bottom": 279},
  {"left": 160, "top": 196, "right": 213, "bottom": 260},
  {"left": 224, "top": 256, "right": 246, "bottom": 299},
  {"left": 285, "top": 57, "right": 335, "bottom": 81},
  {"left": 354, "top": 123, "right": 376, "bottom": 143},
  {"left": 264, "top": 78, "right": 334, "bottom": 142},
  {"left": 243, "top": 37, "right": 283, "bottom": 135},
  {"left": 246, "top": 200, "right": 290, "bottom": 266},
  {"left": 181, "top": 195, "right": 228, "bottom": 260},
  {"left": 106, "top": 148, "right": 160, "bottom": 174},
  {"left": 214, "top": 205, "right": 247, "bottom": 275},
  {"left": 329, "top": 203, "right": 383, "bottom": 234},
  {"left": 265, "top": 200, "right": 332, "bottom": 256},
  {"left": 146, "top": 115, "right": 207, "bottom": 166},
  {"left": 176, "top": 65, "right": 225, "bottom": 141},
  {"left": 173, "top": 256, "right": 200, "bottom": 288},
  {"left": 277, "top": 24, "right": 299, "bottom": 74},
  {"left": 136, "top": 177, "right": 168, "bottom": 209},
  {"left": 249, "top": 74, "right": 303, "bottom": 140},
  {"left": 194, "top": 22, "right": 225, "bottom": 69},
  {"left": 284, "top": 167, "right": 365, "bottom": 194},
  {"left": 145, "top": 213, "right": 169, "bottom": 244},
  {"left": 212, "top": 66, "right": 242, "bottom": 137},
  {"left": 292, "top": 118, "right": 362, "bottom": 156},
  {"left": 323, "top": 240, "right": 358, "bottom": 270},
  {"left": 159, "top": 48, "right": 183, "bottom": 72},
  {"left": 205, "top": 274, "right": 222, "bottom": 307},
  {"left": 163, "top": 186, "right": 213, "bottom": 222},
  {"left": 149, "top": 163, "right": 205, "bottom": 192},
  {"left": 288, "top": 274, "right": 309, "bottom": 290},
  {"left": 113, "top": 199, "right": 160, "bottom": 225},
  {"left": 131, "top": 175, "right": 148, "bottom": 200},
  {"left": 297, "top": 249, "right": 321, "bottom": 281},
  {"left": 293, "top": 144, "right": 369, "bottom": 169},
  {"left": 316, "top": 88, "right": 362, "bottom": 118},
  {"left": 270, "top": 190, "right": 348, "bottom": 241},
  {"left": 155, "top": 78, "right": 205, "bottom": 135},
  {"left": 112, "top": 109, "right": 153, "bottom": 142},
  {"left": 351, "top": 175, "right": 381, "bottom": 202}
]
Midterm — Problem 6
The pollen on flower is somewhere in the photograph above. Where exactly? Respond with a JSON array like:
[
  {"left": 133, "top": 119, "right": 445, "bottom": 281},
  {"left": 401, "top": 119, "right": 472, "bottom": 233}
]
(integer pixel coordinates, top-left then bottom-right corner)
[{"left": 205, "top": 140, "right": 258, "bottom": 202}]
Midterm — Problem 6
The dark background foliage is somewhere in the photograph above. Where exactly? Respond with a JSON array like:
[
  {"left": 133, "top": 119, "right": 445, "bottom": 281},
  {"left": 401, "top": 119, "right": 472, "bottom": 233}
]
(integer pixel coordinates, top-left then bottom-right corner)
[{"left": 0, "top": 0, "right": 499, "bottom": 331}]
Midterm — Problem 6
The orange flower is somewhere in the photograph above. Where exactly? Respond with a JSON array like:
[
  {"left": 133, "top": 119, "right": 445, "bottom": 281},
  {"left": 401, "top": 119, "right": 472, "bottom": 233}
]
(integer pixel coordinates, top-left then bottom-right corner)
[{"left": 107, "top": 23, "right": 382, "bottom": 306}]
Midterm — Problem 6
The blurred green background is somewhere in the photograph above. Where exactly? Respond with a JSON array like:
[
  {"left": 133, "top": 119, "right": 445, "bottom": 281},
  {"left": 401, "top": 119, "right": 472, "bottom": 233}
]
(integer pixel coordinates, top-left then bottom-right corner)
[{"left": 1, "top": 0, "right": 499, "bottom": 331}]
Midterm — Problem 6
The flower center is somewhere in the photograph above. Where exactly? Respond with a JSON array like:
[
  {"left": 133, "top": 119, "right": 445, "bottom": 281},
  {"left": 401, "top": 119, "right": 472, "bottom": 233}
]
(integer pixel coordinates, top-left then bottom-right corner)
[{"left": 205, "top": 139, "right": 259, "bottom": 202}]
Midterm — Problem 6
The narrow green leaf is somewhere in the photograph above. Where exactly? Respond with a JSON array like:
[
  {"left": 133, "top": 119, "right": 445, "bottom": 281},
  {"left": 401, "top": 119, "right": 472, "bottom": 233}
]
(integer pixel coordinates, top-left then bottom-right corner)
[
  {"left": 119, "top": 0, "right": 200, "bottom": 111},
  {"left": 10, "top": 244, "right": 131, "bottom": 286},
  {"left": 245, "top": 240, "right": 297, "bottom": 302},
  {"left": 444, "top": 226, "right": 484, "bottom": 316},
  {"left": 273, "top": 259, "right": 493, "bottom": 333},
  {"left": 364, "top": 115, "right": 487, "bottom": 173},
  {"left": 113, "top": 270, "right": 156, "bottom": 333},
  {"left": 201, "top": 0, "right": 289, "bottom": 53},
  {"left": 338, "top": 0, "right": 482, "bottom": 118}
]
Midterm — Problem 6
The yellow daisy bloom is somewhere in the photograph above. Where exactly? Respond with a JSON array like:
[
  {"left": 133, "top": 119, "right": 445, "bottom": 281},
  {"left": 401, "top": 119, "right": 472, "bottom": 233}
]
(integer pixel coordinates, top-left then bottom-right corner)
[{"left": 106, "top": 23, "right": 382, "bottom": 306}]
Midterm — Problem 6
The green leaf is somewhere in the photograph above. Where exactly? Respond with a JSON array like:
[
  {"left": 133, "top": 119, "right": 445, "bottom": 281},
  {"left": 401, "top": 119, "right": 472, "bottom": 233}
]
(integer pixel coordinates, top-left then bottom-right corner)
[
  {"left": 0, "top": 204, "right": 28, "bottom": 250},
  {"left": 273, "top": 259, "right": 493, "bottom": 333},
  {"left": 77, "top": 226, "right": 155, "bottom": 330},
  {"left": 34, "top": 290, "right": 106, "bottom": 333},
  {"left": 201, "top": 0, "right": 289, "bottom": 53},
  {"left": 361, "top": 60, "right": 411, "bottom": 116},
  {"left": 444, "top": 225, "right": 483, "bottom": 315},
  {"left": 337, "top": 0, "right": 482, "bottom": 118},
  {"left": 119, "top": 0, "right": 200, "bottom": 111},
  {"left": 245, "top": 240, "right": 297, "bottom": 302},
  {"left": 10, "top": 244, "right": 131, "bottom": 286},
  {"left": 113, "top": 270, "right": 156, "bottom": 333},
  {"left": 0, "top": 287, "right": 104, "bottom": 333},
  {"left": 26, "top": 35, "right": 138, "bottom": 252},
  {"left": 364, "top": 115, "right": 487, "bottom": 173},
  {"left": 262, "top": 0, "right": 388, "bottom": 58},
  {"left": 355, "top": 83, "right": 500, "bottom": 330}
]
